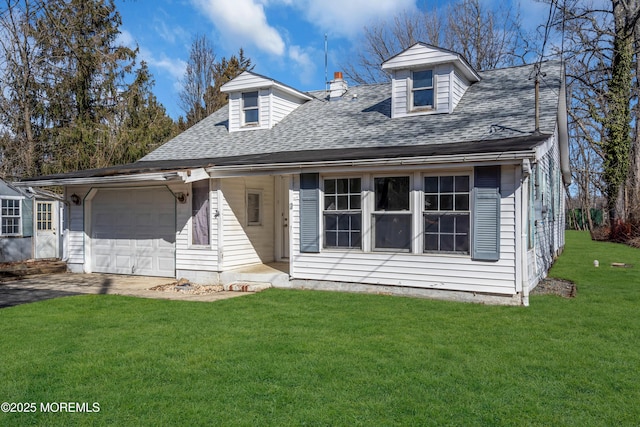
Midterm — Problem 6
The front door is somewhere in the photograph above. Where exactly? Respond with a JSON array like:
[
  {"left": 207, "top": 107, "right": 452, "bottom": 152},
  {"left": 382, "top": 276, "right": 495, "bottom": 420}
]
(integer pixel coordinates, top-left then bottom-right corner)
[
  {"left": 276, "top": 176, "right": 290, "bottom": 260},
  {"left": 35, "top": 201, "right": 58, "bottom": 259}
]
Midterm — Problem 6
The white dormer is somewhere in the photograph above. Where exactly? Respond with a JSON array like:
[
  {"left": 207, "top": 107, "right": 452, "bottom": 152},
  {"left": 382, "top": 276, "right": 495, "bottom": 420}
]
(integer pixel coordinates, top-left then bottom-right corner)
[
  {"left": 220, "top": 71, "right": 313, "bottom": 132},
  {"left": 381, "top": 43, "right": 481, "bottom": 118}
]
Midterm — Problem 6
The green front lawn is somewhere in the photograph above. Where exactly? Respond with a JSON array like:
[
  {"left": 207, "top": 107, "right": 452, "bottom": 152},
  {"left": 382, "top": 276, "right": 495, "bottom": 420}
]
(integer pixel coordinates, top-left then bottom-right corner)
[{"left": 1, "top": 231, "right": 639, "bottom": 426}]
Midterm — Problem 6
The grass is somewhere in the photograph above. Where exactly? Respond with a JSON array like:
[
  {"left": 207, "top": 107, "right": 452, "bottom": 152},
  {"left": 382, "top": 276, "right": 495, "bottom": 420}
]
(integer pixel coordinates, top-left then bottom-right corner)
[{"left": 0, "top": 231, "right": 639, "bottom": 426}]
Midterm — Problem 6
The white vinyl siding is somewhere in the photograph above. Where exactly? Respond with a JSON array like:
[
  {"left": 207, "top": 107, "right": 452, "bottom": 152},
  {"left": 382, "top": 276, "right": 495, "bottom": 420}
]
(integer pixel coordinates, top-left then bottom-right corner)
[
  {"left": 220, "top": 176, "right": 275, "bottom": 269},
  {"left": 528, "top": 133, "right": 565, "bottom": 286},
  {"left": 436, "top": 65, "right": 451, "bottom": 112},
  {"left": 270, "top": 88, "right": 306, "bottom": 126},
  {"left": 292, "top": 167, "right": 518, "bottom": 295},
  {"left": 224, "top": 72, "right": 307, "bottom": 132},
  {"left": 451, "top": 70, "right": 470, "bottom": 111},
  {"left": 391, "top": 70, "right": 409, "bottom": 118},
  {"left": 383, "top": 44, "right": 462, "bottom": 69}
]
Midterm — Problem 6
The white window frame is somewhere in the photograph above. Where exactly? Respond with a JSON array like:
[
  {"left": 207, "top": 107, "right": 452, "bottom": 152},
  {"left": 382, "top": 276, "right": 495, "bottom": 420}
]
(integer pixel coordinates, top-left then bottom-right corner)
[
  {"left": 423, "top": 173, "right": 471, "bottom": 255},
  {"left": 372, "top": 175, "right": 412, "bottom": 252},
  {"left": 410, "top": 69, "right": 435, "bottom": 112},
  {"left": 246, "top": 189, "right": 263, "bottom": 226},
  {"left": 242, "top": 91, "right": 259, "bottom": 126},
  {"left": 1, "top": 197, "right": 22, "bottom": 236},
  {"left": 322, "top": 177, "right": 362, "bottom": 249}
]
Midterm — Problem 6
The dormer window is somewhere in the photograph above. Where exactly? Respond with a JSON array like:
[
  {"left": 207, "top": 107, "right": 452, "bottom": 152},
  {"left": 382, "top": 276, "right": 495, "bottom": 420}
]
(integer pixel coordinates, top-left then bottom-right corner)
[
  {"left": 242, "top": 91, "right": 259, "bottom": 125},
  {"left": 411, "top": 69, "right": 434, "bottom": 110},
  {"left": 382, "top": 43, "right": 481, "bottom": 118},
  {"left": 221, "top": 70, "right": 313, "bottom": 132}
]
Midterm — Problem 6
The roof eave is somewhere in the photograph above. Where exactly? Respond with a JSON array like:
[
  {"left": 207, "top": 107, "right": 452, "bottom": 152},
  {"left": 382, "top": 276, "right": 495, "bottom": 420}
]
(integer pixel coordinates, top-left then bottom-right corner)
[{"left": 14, "top": 171, "right": 182, "bottom": 187}]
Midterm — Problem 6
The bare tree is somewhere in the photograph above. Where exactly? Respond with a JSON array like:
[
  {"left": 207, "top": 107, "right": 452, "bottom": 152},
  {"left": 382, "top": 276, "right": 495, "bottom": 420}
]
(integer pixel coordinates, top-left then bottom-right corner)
[
  {"left": 552, "top": 0, "right": 640, "bottom": 226},
  {"left": 343, "top": 0, "right": 529, "bottom": 84},
  {"left": 0, "top": 0, "right": 43, "bottom": 178},
  {"left": 178, "top": 33, "right": 217, "bottom": 125}
]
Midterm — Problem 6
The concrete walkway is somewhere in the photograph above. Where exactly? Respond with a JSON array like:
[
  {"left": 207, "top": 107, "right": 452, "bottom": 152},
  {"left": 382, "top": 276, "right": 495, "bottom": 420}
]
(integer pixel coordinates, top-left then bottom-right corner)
[{"left": 0, "top": 273, "right": 248, "bottom": 308}]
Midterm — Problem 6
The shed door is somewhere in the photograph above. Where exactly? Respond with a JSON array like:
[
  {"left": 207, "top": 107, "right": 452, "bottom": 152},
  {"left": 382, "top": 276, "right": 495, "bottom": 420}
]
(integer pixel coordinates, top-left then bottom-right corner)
[
  {"left": 91, "top": 188, "right": 175, "bottom": 277},
  {"left": 35, "top": 201, "right": 58, "bottom": 259}
]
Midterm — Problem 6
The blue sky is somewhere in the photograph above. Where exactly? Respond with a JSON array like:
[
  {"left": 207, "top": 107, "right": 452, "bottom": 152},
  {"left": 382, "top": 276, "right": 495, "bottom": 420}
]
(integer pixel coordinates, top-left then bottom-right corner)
[{"left": 115, "top": 0, "right": 549, "bottom": 120}]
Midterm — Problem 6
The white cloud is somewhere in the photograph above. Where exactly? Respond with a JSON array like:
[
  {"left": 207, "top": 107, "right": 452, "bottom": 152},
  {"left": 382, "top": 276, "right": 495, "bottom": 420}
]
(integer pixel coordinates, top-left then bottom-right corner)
[
  {"left": 191, "top": 0, "right": 286, "bottom": 56},
  {"left": 288, "top": 45, "right": 316, "bottom": 85},
  {"left": 294, "top": 0, "right": 417, "bottom": 39},
  {"left": 117, "top": 30, "right": 186, "bottom": 82},
  {"left": 153, "top": 18, "right": 189, "bottom": 45},
  {"left": 138, "top": 46, "right": 187, "bottom": 82},
  {"left": 116, "top": 29, "right": 136, "bottom": 49}
]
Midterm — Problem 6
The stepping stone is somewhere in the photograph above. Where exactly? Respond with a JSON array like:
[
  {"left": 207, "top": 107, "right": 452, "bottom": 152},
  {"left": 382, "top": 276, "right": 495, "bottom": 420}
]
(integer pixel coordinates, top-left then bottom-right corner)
[{"left": 224, "top": 282, "right": 272, "bottom": 292}]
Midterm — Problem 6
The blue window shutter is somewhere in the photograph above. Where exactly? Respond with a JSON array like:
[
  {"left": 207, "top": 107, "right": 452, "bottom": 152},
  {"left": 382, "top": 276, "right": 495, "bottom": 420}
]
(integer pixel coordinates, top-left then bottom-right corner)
[
  {"left": 472, "top": 166, "right": 500, "bottom": 261},
  {"left": 299, "top": 173, "right": 320, "bottom": 253},
  {"left": 474, "top": 165, "right": 501, "bottom": 189},
  {"left": 22, "top": 198, "right": 33, "bottom": 237}
]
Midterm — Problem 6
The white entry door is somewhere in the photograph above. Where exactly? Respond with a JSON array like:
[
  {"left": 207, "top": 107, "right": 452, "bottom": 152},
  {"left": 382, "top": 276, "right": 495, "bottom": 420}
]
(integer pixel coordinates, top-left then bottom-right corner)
[
  {"left": 35, "top": 201, "right": 58, "bottom": 259},
  {"left": 276, "top": 176, "right": 290, "bottom": 260}
]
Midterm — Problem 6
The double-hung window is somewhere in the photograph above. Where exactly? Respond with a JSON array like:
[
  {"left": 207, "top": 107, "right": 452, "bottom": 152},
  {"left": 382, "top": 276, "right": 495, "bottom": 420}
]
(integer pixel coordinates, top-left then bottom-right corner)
[
  {"left": 424, "top": 175, "right": 470, "bottom": 254},
  {"left": 1, "top": 198, "right": 21, "bottom": 236},
  {"left": 242, "top": 91, "right": 259, "bottom": 125},
  {"left": 411, "top": 69, "right": 434, "bottom": 110},
  {"left": 323, "top": 178, "right": 361, "bottom": 248},
  {"left": 373, "top": 176, "right": 411, "bottom": 251}
]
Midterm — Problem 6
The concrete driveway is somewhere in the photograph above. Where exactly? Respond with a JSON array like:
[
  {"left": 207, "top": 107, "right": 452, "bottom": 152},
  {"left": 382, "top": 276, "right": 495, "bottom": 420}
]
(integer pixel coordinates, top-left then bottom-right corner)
[{"left": 0, "top": 273, "right": 247, "bottom": 308}]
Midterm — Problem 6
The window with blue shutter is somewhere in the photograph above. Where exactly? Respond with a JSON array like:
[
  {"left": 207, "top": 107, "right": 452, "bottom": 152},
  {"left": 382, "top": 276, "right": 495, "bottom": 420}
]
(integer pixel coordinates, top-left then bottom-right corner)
[
  {"left": 300, "top": 173, "right": 320, "bottom": 253},
  {"left": 472, "top": 166, "right": 501, "bottom": 261}
]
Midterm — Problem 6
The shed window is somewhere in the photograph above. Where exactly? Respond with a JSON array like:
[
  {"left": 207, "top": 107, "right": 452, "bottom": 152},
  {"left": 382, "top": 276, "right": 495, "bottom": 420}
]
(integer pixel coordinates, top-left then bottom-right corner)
[
  {"left": 242, "top": 91, "right": 259, "bottom": 125},
  {"left": 373, "top": 176, "right": 411, "bottom": 251},
  {"left": 424, "top": 175, "right": 470, "bottom": 254},
  {"left": 1, "top": 198, "right": 21, "bottom": 236},
  {"left": 323, "top": 178, "right": 361, "bottom": 249},
  {"left": 191, "top": 180, "right": 210, "bottom": 245},
  {"left": 411, "top": 70, "right": 434, "bottom": 110}
]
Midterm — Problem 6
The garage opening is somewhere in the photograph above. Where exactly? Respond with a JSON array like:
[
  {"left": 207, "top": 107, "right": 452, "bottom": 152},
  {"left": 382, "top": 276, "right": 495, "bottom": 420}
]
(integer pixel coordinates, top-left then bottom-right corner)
[{"left": 90, "top": 187, "right": 175, "bottom": 277}]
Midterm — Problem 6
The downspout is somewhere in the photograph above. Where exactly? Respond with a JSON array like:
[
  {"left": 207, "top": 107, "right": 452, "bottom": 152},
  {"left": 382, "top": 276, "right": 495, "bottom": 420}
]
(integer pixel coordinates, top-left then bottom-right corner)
[
  {"left": 521, "top": 160, "right": 531, "bottom": 306},
  {"left": 557, "top": 68, "right": 571, "bottom": 185}
]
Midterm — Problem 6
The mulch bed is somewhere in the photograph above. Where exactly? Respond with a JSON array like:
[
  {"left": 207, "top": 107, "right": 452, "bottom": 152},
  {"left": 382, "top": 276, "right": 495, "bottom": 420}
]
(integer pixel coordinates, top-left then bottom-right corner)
[
  {"left": 0, "top": 259, "right": 67, "bottom": 281},
  {"left": 531, "top": 277, "right": 577, "bottom": 298}
]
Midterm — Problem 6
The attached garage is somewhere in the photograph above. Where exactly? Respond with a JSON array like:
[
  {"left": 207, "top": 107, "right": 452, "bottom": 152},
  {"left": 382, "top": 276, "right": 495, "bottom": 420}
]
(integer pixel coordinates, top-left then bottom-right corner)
[{"left": 90, "top": 187, "right": 175, "bottom": 277}]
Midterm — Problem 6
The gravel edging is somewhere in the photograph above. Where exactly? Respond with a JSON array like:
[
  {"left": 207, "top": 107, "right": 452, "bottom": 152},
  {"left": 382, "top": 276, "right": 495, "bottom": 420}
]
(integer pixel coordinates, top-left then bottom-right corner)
[{"left": 531, "top": 278, "right": 577, "bottom": 298}]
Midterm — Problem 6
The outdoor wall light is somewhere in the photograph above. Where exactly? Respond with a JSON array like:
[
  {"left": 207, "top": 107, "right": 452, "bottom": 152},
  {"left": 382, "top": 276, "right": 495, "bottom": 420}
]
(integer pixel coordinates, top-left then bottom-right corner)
[
  {"left": 70, "top": 194, "right": 81, "bottom": 205},
  {"left": 175, "top": 192, "right": 187, "bottom": 204}
]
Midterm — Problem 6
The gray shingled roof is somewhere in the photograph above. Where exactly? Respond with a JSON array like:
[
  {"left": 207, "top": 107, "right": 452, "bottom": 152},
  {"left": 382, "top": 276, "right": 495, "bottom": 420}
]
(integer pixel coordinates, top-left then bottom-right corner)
[
  {"left": 142, "top": 61, "right": 563, "bottom": 163},
  {"left": 18, "top": 61, "right": 564, "bottom": 183}
]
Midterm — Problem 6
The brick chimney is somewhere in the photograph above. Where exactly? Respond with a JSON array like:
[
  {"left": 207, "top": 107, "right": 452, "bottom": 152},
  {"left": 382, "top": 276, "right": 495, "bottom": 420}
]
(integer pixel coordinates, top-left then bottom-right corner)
[{"left": 329, "top": 71, "right": 348, "bottom": 100}]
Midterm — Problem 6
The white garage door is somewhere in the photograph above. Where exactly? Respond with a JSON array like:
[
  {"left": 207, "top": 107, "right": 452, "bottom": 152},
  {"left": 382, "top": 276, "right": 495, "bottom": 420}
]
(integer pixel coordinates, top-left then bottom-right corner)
[{"left": 91, "top": 187, "right": 175, "bottom": 277}]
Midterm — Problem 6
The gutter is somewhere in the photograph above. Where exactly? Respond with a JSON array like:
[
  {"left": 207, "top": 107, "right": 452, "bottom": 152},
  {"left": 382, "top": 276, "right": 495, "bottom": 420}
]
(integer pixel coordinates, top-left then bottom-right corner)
[
  {"left": 205, "top": 149, "right": 539, "bottom": 176},
  {"left": 13, "top": 172, "right": 180, "bottom": 187}
]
